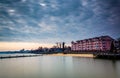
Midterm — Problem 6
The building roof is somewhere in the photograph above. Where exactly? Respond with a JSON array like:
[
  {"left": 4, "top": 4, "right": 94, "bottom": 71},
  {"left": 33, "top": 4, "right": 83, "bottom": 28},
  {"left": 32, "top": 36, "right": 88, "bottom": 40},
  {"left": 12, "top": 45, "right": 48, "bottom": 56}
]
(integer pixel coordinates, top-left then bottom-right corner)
[{"left": 72, "top": 35, "right": 114, "bottom": 43}]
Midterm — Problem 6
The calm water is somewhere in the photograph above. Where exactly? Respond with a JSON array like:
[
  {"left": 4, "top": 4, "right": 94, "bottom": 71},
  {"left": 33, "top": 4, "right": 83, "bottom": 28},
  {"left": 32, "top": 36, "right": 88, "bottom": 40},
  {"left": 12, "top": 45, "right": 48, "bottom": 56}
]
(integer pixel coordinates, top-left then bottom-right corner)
[{"left": 0, "top": 55, "right": 120, "bottom": 78}]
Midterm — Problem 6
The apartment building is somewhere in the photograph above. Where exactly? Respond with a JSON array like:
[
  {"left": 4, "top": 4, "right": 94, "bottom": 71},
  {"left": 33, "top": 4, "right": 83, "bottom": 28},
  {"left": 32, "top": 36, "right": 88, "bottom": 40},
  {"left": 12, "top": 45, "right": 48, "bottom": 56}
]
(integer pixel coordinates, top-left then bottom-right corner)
[{"left": 71, "top": 36, "right": 114, "bottom": 52}]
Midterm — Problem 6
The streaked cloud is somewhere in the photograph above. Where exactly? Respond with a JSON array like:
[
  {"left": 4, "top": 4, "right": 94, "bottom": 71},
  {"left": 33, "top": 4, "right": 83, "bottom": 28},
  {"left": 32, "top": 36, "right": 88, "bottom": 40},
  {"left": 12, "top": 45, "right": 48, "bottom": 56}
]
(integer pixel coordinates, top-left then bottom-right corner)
[
  {"left": 0, "top": 0, "right": 120, "bottom": 45},
  {"left": 39, "top": 3, "right": 46, "bottom": 7},
  {"left": 7, "top": 9, "right": 15, "bottom": 13},
  {"left": 38, "top": 22, "right": 57, "bottom": 32},
  {"left": 21, "top": 0, "right": 26, "bottom": 2}
]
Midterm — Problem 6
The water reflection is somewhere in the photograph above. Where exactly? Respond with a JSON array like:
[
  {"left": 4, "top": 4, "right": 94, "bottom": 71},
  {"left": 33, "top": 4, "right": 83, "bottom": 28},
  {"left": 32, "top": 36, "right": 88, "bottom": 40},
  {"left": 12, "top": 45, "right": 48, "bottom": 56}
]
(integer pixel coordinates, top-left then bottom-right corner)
[
  {"left": 0, "top": 56, "right": 120, "bottom": 78},
  {"left": 72, "top": 57, "right": 120, "bottom": 78}
]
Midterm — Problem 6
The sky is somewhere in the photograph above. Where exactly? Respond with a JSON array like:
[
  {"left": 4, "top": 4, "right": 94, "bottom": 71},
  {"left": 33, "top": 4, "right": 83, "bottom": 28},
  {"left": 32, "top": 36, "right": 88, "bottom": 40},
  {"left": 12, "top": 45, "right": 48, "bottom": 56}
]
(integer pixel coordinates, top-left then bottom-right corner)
[{"left": 0, "top": 0, "right": 120, "bottom": 51}]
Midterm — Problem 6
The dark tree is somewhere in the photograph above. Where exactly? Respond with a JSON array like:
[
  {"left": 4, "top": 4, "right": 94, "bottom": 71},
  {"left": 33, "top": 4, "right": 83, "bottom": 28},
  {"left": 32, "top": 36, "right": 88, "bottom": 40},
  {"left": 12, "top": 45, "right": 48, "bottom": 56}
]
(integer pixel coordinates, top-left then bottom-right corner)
[
  {"left": 110, "top": 41, "right": 116, "bottom": 53},
  {"left": 117, "top": 38, "right": 120, "bottom": 45}
]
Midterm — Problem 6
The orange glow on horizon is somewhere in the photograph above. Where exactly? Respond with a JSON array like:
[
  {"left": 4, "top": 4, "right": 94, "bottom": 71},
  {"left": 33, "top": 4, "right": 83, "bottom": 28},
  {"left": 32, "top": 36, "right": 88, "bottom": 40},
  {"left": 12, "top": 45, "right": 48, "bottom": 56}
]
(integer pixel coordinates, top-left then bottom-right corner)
[{"left": 0, "top": 42, "right": 53, "bottom": 51}]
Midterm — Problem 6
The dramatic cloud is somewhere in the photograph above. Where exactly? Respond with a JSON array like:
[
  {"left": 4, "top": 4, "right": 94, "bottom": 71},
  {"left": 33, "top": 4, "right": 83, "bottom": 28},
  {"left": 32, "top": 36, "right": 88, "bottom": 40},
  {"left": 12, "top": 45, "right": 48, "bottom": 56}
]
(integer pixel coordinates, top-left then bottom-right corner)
[{"left": 0, "top": 0, "right": 120, "bottom": 43}]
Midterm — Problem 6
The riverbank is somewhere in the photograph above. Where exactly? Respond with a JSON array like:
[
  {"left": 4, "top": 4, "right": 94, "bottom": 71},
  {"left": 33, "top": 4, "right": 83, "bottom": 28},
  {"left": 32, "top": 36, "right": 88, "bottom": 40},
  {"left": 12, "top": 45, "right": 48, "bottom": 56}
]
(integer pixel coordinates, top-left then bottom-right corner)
[{"left": 47, "top": 53, "right": 94, "bottom": 58}]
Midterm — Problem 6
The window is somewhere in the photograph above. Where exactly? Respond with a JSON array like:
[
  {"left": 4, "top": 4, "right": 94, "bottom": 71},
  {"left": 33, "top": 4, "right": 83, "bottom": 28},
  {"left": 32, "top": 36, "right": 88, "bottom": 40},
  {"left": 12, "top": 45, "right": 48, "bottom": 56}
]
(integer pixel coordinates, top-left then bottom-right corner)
[{"left": 103, "top": 46, "right": 105, "bottom": 48}]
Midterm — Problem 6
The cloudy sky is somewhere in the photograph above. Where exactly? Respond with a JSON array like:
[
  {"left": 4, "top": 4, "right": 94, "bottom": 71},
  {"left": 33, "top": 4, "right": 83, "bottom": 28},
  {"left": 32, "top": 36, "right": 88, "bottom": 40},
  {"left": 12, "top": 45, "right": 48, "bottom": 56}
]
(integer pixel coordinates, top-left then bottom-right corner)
[{"left": 0, "top": 0, "right": 120, "bottom": 51}]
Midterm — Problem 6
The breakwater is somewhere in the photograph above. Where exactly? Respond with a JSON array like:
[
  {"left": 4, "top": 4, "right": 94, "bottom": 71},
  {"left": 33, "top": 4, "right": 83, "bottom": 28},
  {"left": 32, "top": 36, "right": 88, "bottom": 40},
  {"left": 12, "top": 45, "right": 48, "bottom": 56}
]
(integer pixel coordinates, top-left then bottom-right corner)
[{"left": 0, "top": 54, "right": 42, "bottom": 59}]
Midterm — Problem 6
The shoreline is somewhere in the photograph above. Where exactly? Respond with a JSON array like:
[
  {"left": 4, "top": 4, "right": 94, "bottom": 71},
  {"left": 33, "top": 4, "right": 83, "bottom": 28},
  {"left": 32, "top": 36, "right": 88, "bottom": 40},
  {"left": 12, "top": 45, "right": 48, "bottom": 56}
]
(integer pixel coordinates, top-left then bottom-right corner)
[{"left": 46, "top": 53, "right": 94, "bottom": 58}]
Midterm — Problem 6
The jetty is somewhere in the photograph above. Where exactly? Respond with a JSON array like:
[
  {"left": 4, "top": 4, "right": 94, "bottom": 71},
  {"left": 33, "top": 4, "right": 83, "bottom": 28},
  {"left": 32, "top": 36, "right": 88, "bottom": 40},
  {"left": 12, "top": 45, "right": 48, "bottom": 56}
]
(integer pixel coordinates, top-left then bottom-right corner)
[{"left": 0, "top": 54, "right": 42, "bottom": 59}]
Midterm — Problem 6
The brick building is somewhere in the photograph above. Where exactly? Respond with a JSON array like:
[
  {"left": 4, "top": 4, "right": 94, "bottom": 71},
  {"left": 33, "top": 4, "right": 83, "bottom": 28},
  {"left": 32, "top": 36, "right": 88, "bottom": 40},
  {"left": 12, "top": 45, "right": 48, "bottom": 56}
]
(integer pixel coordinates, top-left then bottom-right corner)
[{"left": 71, "top": 36, "right": 114, "bottom": 52}]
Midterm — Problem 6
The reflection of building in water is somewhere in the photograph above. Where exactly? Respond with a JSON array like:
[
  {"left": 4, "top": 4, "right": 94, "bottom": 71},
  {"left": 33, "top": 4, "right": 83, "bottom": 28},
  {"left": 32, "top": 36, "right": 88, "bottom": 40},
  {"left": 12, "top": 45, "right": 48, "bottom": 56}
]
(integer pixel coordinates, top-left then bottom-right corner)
[{"left": 71, "top": 36, "right": 114, "bottom": 52}]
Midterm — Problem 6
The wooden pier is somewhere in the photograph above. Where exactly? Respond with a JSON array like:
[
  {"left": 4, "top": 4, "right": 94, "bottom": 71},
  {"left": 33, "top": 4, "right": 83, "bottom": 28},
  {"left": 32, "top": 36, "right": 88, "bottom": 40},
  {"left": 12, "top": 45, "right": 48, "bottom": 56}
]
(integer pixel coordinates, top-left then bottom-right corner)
[{"left": 0, "top": 54, "right": 42, "bottom": 59}]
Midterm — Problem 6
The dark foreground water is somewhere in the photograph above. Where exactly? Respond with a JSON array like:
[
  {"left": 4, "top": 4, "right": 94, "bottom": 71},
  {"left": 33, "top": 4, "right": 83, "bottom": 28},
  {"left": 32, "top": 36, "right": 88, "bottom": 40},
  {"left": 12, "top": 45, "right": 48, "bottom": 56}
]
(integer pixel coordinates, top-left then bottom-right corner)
[{"left": 0, "top": 55, "right": 120, "bottom": 78}]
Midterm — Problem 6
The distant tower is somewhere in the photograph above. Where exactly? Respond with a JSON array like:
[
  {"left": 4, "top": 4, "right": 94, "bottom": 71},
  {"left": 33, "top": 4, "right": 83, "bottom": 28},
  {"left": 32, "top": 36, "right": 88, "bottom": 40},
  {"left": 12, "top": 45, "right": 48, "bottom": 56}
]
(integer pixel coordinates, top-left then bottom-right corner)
[
  {"left": 62, "top": 42, "right": 65, "bottom": 52},
  {"left": 59, "top": 43, "right": 62, "bottom": 48},
  {"left": 56, "top": 42, "right": 58, "bottom": 48}
]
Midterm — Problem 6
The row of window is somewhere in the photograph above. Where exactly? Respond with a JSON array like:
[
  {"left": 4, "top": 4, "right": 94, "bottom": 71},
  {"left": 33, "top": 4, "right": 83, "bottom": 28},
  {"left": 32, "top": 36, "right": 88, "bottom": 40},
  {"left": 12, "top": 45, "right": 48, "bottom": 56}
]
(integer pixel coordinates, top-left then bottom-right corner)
[{"left": 72, "top": 45, "right": 106, "bottom": 49}]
